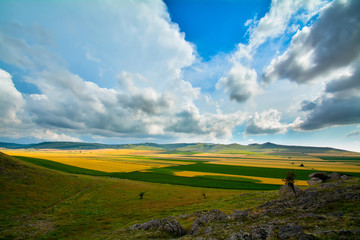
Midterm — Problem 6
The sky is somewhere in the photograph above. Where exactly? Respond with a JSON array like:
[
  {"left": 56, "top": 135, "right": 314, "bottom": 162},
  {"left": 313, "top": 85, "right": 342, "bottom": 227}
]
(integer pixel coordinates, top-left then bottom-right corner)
[{"left": 0, "top": 0, "right": 359, "bottom": 152}]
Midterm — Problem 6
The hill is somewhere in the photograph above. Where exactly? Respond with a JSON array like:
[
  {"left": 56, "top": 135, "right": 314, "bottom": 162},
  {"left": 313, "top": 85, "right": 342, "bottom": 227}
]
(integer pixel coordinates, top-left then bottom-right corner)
[
  {"left": 0, "top": 141, "right": 350, "bottom": 154},
  {"left": 1, "top": 151, "right": 359, "bottom": 239},
  {"left": 0, "top": 152, "right": 271, "bottom": 239}
]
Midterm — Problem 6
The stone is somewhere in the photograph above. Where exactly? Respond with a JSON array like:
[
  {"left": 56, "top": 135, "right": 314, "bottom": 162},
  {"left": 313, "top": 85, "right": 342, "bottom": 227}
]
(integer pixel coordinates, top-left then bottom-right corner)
[
  {"left": 129, "top": 217, "right": 185, "bottom": 236},
  {"left": 278, "top": 224, "right": 305, "bottom": 240},
  {"left": 318, "top": 182, "right": 337, "bottom": 189},
  {"left": 231, "top": 209, "right": 250, "bottom": 221},
  {"left": 307, "top": 177, "right": 323, "bottom": 186},
  {"left": 249, "top": 224, "right": 275, "bottom": 239},
  {"left": 191, "top": 209, "right": 227, "bottom": 235},
  {"left": 279, "top": 185, "right": 303, "bottom": 199},
  {"left": 341, "top": 175, "right": 353, "bottom": 180},
  {"left": 309, "top": 172, "right": 328, "bottom": 181},
  {"left": 229, "top": 231, "right": 251, "bottom": 240},
  {"left": 328, "top": 172, "right": 341, "bottom": 180}
]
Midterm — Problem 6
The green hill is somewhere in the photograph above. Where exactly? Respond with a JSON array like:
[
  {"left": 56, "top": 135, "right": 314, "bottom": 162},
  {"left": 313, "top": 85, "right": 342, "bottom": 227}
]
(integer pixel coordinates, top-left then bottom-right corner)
[
  {"left": 0, "top": 141, "right": 351, "bottom": 154},
  {"left": 0, "top": 152, "right": 271, "bottom": 239}
]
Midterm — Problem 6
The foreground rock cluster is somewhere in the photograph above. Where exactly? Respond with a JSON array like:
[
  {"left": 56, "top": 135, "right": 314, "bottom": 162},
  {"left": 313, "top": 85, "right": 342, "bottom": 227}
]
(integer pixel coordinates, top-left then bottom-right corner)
[
  {"left": 128, "top": 176, "right": 360, "bottom": 239},
  {"left": 307, "top": 172, "right": 353, "bottom": 186}
]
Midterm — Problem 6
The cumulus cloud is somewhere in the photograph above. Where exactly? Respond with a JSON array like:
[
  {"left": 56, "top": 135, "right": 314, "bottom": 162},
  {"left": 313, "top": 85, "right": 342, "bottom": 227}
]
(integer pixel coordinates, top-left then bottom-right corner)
[
  {"left": 167, "top": 103, "right": 246, "bottom": 140},
  {"left": 33, "top": 129, "right": 81, "bottom": 142},
  {"left": 263, "top": 0, "right": 360, "bottom": 84},
  {"left": 300, "top": 100, "right": 317, "bottom": 111},
  {"left": 296, "top": 96, "right": 360, "bottom": 130},
  {"left": 216, "top": 63, "right": 259, "bottom": 103},
  {"left": 246, "top": 0, "right": 325, "bottom": 51},
  {"left": 261, "top": 0, "right": 360, "bottom": 132},
  {"left": 219, "top": 0, "right": 325, "bottom": 103},
  {"left": 0, "top": 69, "right": 25, "bottom": 125},
  {"left": 245, "top": 109, "right": 291, "bottom": 135}
]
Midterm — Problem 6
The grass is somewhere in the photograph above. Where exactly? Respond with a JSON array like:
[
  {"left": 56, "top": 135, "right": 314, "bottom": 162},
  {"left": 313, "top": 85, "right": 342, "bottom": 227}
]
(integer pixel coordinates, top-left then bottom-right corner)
[
  {"left": 15, "top": 156, "right": 281, "bottom": 190},
  {"left": 1, "top": 152, "right": 279, "bottom": 239},
  {"left": 154, "top": 162, "right": 318, "bottom": 180}
]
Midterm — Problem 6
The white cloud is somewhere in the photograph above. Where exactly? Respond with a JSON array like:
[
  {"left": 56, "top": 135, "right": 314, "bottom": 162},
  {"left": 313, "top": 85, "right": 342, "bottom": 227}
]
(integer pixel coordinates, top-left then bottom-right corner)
[
  {"left": 219, "top": 0, "right": 326, "bottom": 104},
  {"left": 216, "top": 62, "right": 260, "bottom": 103},
  {"left": 262, "top": 0, "right": 360, "bottom": 131},
  {"left": 0, "top": 69, "right": 25, "bottom": 125},
  {"left": 166, "top": 102, "right": 247, "bottom": 140},
  {"left": 246, "top": 0, "right": 325, "bottom": 51},
  {"left": 245, "top": 109, "right": 292, "bottom": 135},
  {"left": 33, "top": 129, "right": 82, "bottom": 142},
  {"left": 263, "top": 0, "right": 360, "bottom": 84}
]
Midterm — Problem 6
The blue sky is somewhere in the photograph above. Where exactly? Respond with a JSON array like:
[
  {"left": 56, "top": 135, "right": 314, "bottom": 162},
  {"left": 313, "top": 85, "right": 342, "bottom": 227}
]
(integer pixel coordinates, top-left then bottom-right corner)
[{"left": 0, "top": 0, "right": 359, "bottom": 152}]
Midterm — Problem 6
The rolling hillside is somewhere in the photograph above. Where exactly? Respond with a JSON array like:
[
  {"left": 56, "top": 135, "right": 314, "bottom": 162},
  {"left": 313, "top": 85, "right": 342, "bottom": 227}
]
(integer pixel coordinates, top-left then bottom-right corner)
[{"left": 0, "top": 141, "right": 350, "bottom": 154}]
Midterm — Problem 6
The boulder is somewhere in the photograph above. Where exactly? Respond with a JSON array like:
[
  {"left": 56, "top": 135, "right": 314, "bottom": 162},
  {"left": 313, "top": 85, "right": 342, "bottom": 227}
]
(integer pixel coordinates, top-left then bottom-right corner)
[
  {"left": 130, "top": 217, "right": 185, "bottom": 236},
  {"left": 229, "top": 231, "right": 251, "bottom": 240},
  {"left": 279, "top": 185, "right": 303, "bottom": 199},
  {"left": 341, "top": 175, "right": 353, "bottom": 180},
  {"left": 231, "top": 209, "right": 250, "bottom": 221},
  {"left": 278, "top": 224, "right": 305, "bottom": 239},
  {"left": 318, "top": 182, "right": 337, "bottom": 189},
  {"left": 328, "top": 172, "right": 341, "bottom": 180},
  {"left": 191, "top": 209, "right": 227, "bottom": 235},
  {"left": 309, "top": 172, "right": 328, "bottom": 181},
  {"left": 307, "top": 177, "right": 323, "bottom": 186}
]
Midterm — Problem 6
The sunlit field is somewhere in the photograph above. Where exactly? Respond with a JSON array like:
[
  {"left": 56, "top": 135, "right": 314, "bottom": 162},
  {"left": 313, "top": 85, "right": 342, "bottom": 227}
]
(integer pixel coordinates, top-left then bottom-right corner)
[{"left": 2, "top": 148, "right": 360, "bottom": 190}]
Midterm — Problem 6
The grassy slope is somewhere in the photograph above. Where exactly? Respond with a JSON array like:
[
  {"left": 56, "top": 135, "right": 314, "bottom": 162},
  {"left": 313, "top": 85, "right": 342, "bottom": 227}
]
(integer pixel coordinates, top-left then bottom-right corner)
[{"left": 1, "top": 152, "right": 279, "bottom": 240}]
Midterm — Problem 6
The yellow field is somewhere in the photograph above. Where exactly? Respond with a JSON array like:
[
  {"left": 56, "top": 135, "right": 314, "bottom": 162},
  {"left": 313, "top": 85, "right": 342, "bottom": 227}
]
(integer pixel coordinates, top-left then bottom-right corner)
[
  {"left": 173, "top": 171, "right": 309, "bottom": 185},
  {"left": 1, "top": 149, "right": 192, "bottom": 173},
  {"left": 3, "top": 148, "right": 360, "bottom": 187}
]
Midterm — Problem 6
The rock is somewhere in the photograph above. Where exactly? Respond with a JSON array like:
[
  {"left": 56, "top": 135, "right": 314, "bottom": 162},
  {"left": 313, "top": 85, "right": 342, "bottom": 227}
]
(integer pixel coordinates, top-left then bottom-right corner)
[
  {"left": 249, "top": 224, "right": 275, "bottom": 239},
  {"left": 307, "top": 177, "right": 323, "bottom": 186},
  {"left": 129, "top": 217, "right": 185, "bottom": 236},
  {"left": 191, "top": 209, "right": 227, "bottom": 235},
  {"left": 278, "top": 224, "right": 305, "bottom": 239},
  {"left": 231, "top": 209, "right": 250, "bottom": 221},
  {"left": 341, "top": 175, "right": 353, "bottom": 180},
  {"left": 162, "top": 218, "right": 186, "bottom": 236},
  {"left": 279, "top": 185, "right": 303, "bottom": 199},
  {"left": 229, "top": 231, "right": 251, "bottom": 240},
  {"left": 309, "top": 172, "right": 328, "bottom": 181},
  {"left": 130, "top": 219, "right": 162, "bottom": 230},
  {"left": 328, "top": 172, "right": 341, "bottom": 180},
  {"left": 318, "top": 182, "right": 337, "bottom": 189}
]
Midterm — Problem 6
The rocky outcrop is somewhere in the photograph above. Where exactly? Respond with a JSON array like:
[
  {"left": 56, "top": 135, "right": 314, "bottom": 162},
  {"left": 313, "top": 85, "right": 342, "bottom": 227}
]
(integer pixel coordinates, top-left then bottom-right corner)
[
  {"left": 309, "top": 172, "right": 328, "bottom": 181},
  {"left": 307, "top": 177, "right": 323, "bottom": 186},
  {"left": 130, "top": 217, "right": 185, "bottom": 236},
  {"left": 191, "top": 209, "right": 227, "bottom": 235},
  {"left": 127, "top": 177, "right": 359, "bottom": 239},
  {"left": 308, "top": 172, "right": 353, "bottom": 186},
  {"left": 279, "top": 185, "right": 303, "bottom": 199}
]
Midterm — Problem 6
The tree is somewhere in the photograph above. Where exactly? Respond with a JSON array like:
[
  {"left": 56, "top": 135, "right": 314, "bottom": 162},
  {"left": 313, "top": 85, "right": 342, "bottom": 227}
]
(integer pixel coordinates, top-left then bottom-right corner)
[{"left": 283, "top": 171, "right": 297, "bottom": 196}]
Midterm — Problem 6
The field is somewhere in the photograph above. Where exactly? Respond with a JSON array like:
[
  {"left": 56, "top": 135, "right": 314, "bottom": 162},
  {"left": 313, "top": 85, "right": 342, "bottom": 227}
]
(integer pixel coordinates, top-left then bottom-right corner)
[
  {"left": 1, "top": 146, "right": 360, "bottom": 239},
  {"left": 0, "top": 152, "right": 280, "bottom": 239},
  {"left": 3, "top": 148, "right": 360, "bottom": 190}
]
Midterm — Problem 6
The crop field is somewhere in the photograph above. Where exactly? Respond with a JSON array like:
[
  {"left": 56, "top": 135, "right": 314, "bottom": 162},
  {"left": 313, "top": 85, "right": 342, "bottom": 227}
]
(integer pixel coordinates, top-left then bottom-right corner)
[{"left": 3, "top": 149, "right": 360, "bottom": 190}]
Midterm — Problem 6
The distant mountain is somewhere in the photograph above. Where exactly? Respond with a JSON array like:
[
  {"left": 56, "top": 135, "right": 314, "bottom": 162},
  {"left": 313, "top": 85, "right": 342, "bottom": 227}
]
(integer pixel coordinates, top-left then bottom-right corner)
[{"left": 0, "top": 141, "right": 349, "bottom": 153}]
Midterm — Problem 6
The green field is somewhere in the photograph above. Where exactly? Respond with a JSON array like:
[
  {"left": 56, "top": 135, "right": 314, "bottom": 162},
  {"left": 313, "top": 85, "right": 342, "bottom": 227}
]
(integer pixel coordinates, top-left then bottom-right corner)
[
  {"left": 0, "top": 152, "right": 279, "bottom": 239},
  {"left": 16, "top": 156, "right": 281, "bottom": 190}
]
